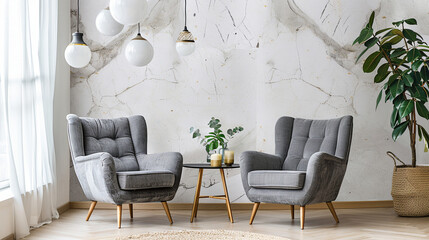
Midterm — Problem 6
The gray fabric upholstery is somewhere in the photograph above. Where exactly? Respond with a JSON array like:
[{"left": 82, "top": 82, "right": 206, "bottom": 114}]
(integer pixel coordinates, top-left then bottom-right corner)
[
  {"left": 248, "top": 170, "right": 306, "bottom": 190},
  {"left": 66, "top": 114, "right": 183, "bottom": 205},
  {"left": 240, "top": 115, "right": 353, "bottom": 206},
  {"left": 117, "top": 170, "right": 175, "bottom": 190}
]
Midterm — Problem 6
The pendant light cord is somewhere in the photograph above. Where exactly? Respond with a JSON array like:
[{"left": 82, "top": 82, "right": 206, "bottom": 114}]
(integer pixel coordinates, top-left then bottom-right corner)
[
  {"left": 138, "top": 23, "right": 141, "bottom": 35},
  {"left": 77, "top": 0, "right": 80, "bottom": 32},
  {"left": 185, "top": 0, "right": 187, "bottom": 27}
]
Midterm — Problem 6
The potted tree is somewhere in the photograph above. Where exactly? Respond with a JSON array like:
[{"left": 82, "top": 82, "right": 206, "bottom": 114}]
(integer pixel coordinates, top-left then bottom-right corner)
[{"left": 354, "top": 12, "right": 429, "bottom": 216}]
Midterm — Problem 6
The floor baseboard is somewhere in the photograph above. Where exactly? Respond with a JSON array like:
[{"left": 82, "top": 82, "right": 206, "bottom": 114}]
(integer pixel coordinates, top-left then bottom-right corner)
[
  {"left": 1, "top": 233, "right": 14, "bottom": 240},
  {"left": 69, "top": 200, "right": 393, "bottom": 210},
  {"left": 57, "top": 202, "right": 70, "bottom": 214}
]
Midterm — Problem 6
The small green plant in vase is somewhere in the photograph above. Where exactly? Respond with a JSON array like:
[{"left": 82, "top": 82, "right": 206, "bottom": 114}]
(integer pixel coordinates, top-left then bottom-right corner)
[
  {"left": 354, "top": 12, "right": 429, "bottom": 216},
  {"left": 190, "top": 117, "right": 244, "bottom": 162}
]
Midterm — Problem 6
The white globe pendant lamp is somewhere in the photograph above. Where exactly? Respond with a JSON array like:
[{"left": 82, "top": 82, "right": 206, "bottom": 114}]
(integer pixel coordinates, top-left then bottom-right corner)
[
  {"left": 176, "top": 0, "right": 195, "bottom": 56},
  {"left": 96, "top": 7, "right": 124, "bottom": 36},
  {"left": 65, "top": 0, "right": 91, "bottom": 68},
  {"left": 125, "top": 23, "right": 154, "bottom": 67},
  {"left": 109, "top": 0, "right": 148, "bottom": 25}
]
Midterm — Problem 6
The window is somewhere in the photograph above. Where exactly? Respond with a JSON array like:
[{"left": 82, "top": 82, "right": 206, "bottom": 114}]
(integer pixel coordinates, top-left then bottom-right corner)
[{"left": 0, "top": 0, "right": 41, "bottom": 191}]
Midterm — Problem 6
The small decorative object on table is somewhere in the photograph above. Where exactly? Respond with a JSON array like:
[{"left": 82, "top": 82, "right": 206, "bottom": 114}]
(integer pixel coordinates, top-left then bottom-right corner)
[
  {"left": 224, "top": 150, "right": 234, "bottom": 166},
  {"left": 210, "top": 154, "right": 222, "bottom": 167},
  {"left": 190, "top": 117, "right": 243, "bottom": 162}
]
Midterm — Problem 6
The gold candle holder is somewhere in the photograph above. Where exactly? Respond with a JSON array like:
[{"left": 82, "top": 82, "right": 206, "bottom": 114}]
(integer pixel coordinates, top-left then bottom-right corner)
[
  {"left": 224, "top": 150, "right": 234, "bottom": 166},
  {"left": 210, "top": 154, "right": 222, "bottom": 167}
]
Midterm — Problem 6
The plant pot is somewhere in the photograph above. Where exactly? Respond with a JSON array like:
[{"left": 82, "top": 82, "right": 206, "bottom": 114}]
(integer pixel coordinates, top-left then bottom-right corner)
[{"left": 391, "top": 166, "right": 429, "bottom": 217}]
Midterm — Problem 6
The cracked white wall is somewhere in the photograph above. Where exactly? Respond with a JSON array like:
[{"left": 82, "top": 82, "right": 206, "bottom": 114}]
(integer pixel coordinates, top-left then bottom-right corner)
[{"left": 70, "top": 0, "right": 429, "bottom": 202}]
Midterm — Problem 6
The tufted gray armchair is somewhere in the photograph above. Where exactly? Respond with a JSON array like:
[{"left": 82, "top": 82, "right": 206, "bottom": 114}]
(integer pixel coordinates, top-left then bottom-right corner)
[
  {"left": 67, "top": 114, "right": 183, "bottom": 228},
  {"left": 240, "top": 116, "right": 353, "bottom": 229}
]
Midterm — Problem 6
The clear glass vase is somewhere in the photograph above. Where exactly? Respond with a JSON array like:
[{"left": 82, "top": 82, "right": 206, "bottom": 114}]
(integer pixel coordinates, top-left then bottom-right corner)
[{"left": 206, "top": 150, "right": 216, "bottom": 162}]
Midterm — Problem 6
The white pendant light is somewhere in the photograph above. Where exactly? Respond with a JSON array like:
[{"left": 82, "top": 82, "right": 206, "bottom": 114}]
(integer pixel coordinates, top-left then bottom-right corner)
[
  {"left": 96, "top": 7, "right": 124, "bottom": 36},
  {"left": 176, "top": 0, "right": 195, "bottom": 56},
  {"left": 65, "top": 0, "right": 91, "bottom": 68},
  {"left": 125, "top": 23, "right": 154, "bottom": 67},
  {"left": 109, "top": 0, "right": 148, "bottom": 25}
]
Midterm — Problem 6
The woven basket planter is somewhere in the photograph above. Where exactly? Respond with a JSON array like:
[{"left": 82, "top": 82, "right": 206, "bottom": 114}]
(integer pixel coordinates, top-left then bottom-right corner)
[{"left": 391, "top": 166, "right": 429, "bottom": 217}]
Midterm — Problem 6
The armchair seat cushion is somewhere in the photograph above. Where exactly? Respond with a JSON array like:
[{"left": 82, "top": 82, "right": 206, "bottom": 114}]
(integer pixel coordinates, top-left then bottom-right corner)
[
  {"left": 248, "top": 170, "right": 306, "bottom": 190},
  {"left": 117, "top": 170, "right": 175, "bottom": 190}
]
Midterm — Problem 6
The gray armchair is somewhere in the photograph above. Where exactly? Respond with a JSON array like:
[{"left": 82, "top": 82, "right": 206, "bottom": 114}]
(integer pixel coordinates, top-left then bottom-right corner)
[
  {"left": 240, "top": 116, "right": 353, "bottom": 229},
  {"left": 67, "top": 114, "right": 183, "bottom": 228}
]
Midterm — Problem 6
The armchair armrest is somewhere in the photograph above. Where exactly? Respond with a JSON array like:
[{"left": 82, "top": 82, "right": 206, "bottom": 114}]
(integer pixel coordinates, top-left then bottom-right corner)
[
  {"left": 303, "top": 152, "right": 347, "bottom": 204},
  {"left": 240, "top": 151, "right": 283, "bottom": 193},
  {"left": 73, "top": 152, "right": 120, "bottom": 204},
  {"left": 75, "top": 152, "right": 106, "bottom": 163},
  {"left": 136, "top": 152, "right": 183, "bottom": 189}
]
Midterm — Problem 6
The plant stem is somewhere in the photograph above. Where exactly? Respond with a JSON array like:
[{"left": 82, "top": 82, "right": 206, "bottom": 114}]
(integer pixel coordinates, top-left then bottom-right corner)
[{"left": 377, "top": 31, "right": 417, "bottom": 167}]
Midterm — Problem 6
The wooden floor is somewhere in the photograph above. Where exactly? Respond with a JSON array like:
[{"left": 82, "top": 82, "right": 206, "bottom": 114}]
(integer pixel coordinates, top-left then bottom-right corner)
[{"left": 24, "top": 207, "right": 429, "bottom": 240}]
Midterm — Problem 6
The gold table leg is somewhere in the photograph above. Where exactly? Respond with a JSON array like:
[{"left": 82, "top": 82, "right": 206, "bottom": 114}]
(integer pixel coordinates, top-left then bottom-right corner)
[
  {"left": 220, "top": 169, "right": 233, "bottom": 223},
  {"left": 191, "top": 169, "right": 203, "bottom": 223}
]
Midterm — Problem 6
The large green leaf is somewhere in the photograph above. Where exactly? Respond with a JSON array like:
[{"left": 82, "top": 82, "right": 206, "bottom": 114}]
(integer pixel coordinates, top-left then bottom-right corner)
[
  {"left": 392, "top": 121, "right": 409, "bottom": 141},
  {"left": 363, "top": 51, "right": 383, "bottom": 73},
  {"left": 392, "top": 20, "right": 404, "bottom": 27},
  {"left": 421, "top": 65, "right": 429, "bottom": 81},
  {"left": 418, "top": 125, "right": 423, "bottom": 141},
  {"left": 376, "top": 90, "right": 383, "bottom": 109},
  {"left": 403, "top": 29, "right": 418, "bottom": 41},
  {"left": 398, "top": 100, "right": 414, "bottom": 118},
  {"left": 389, "top": 78, "right": 404, "bottom": 98},
  {"left": 403, "top": 74, "right": 414, "bottom": 87},
  {"left": 419, "top": 126, "right": 429, "bottom": 152},
  {"left": 412, "top": 60, "right": 424, "bottom": 71},
  {"left": 416, "top": 101, "right": 429, "bottom": 119},
  {"left": 393, "top": 94, "right": 405, "bottom": 109},
  {"left": 364, "top": 37, "right": 378, "bottom": 48},
  {"left": 391, "top": 29, "right": 404, "bottom": 37},
  {"left": 405, "top": 18, "right": 417, "bottom": 25},
  {"left": 354, "top": 28, "right": 374, "bottom": 45},
  {"left": 390, "top": 107, "right": 399, "bottom": 128},
  {"left": 407, "top": 48, "right": 422, "bottom": 62},
  {"left": 411, "top": 71, "right": 421, "bottom": 83},
  {"left": 386, "top": 35, "right": 403, "bottom": 45},
  {"left": 390, "top": 48, "right": 406, "bottom": 58},
  {"left": 410, "top": 85, "right": 428, "bottom": 102},
  {"left": 375, "top": 27, "right": 392, "bottom": 36},
  {"left": 374, "top": 63, "right": 390, "bottom": 83},
  {"left": 367, "top": 11, "right": 375, "bottom": 28},
  {"left": 356, "top": 47, "right": 370, "bottom": 63}
]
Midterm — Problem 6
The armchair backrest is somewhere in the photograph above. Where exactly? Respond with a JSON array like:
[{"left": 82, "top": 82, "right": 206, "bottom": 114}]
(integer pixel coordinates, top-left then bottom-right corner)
[
  {"left": 66, "top": 114, "right": 148, "bottom": 172},
  {"left": 275, "top": 116, "right": 353, "bottom": 171}
]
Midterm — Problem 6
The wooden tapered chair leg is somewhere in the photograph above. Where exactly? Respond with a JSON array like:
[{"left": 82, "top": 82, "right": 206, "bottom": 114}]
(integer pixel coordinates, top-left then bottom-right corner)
[
  {"left": 86, "top": 201, "right": 97, "bottom": 221},
  {"left": 129, "top": 204, "right": 133, "bottom": 219},
  {"left": 300, "top": 206, "right": 305, "bottom": 230},
  {"left": 326, "top": 201, "right": 339, "bottom": 223},
  {"left": 117, "top": 205, "right": 122, "bottom": 229},
  {"left": 162, "top": 201, "right": 173, "bottom": 224},
  {"left": 290, "top": 205, "right": 294, "bottom": 219},
  {"left": 249, "top": 202, "right": 260, "bottom": 225}
]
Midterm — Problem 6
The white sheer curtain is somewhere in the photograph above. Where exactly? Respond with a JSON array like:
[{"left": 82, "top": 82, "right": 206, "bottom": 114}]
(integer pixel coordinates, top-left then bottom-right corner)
[{"left": 0, "top": 0, "right": 59, "bottom": 238}]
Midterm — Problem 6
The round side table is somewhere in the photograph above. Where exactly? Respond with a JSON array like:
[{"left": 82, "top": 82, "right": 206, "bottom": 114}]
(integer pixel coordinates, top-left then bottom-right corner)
[{"left": 183, "top": 163, "right": 240, "bottom": 223}]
